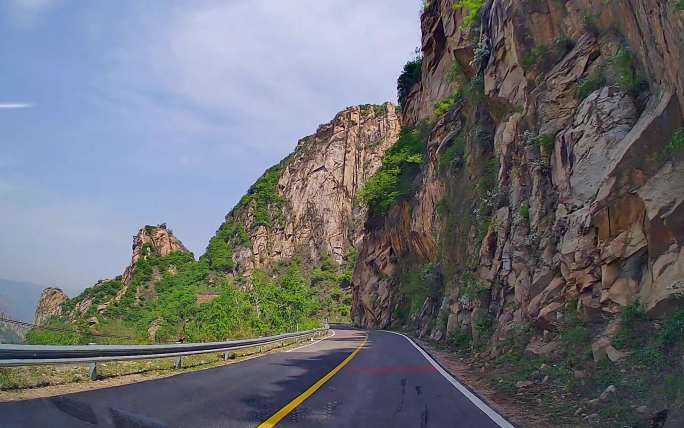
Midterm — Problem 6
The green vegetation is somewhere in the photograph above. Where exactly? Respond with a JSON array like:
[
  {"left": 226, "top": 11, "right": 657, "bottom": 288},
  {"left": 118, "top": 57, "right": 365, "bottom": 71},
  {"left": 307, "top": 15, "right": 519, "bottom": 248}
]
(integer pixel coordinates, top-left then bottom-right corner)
[
  {"left": 397, "top": 264, "right": 442, "bottom": 321},
  {"left": 236, "top": 165, "right": 284, "bottom": 228},
  {"left": 578, "top": 68, "right": 607, "bottom": 99},
  {"left": 522, "top": 37, "right": 575, "bottom": 72},
  {"left": 397, "top": 56, "right": 423, "bottom": 107},
  {"left": 25, "top": 320, "right": 81, "bottom": 345},
  {"left": 438, "top": 136, "right": 466, "bottom": 173},
  {"left": 431, "top": 75, "right": 485, "bottom": 122},
  {"left": 28, "top": 249, "right": 325, "bottom": 345},
  {"left": 662, "top": 127, "right": 684, "bottom": 161},
  {"left": 452, "top": 0, "right": 487, "bottom": 29},
  {"left": 577, "top": 48, "right": 645, "bottom": 100},
  {"left": 358, "top": 127, "right": 424, "bottom": 218},
  {"left": 608, "top": 48, "right": 644, "bottom": 94},
  {"left": 518, "top": 204, "right": 530, "bottom": 222},
  {"left": 675, "top": 0, "right": 684, "bottom": 10},
  {"left": 432, "top": 94, "right": 460, "bottom": 121},
  {"left": 582, "top": 13, "right": 600, "bottom": 35},
  {"left": 460, "top": 271, "right": 490, "bottom": 300},
  {"left": 204, "top": 221, "right": 250, "bottom": 272},
  {"left": 522, "top": 44, "right": 552, "bottom": 70},
  {"left": 536, "top": 134, "right": 554, "bottom": 152},
  {"left": 448, "top": 328, "right": 473, "bottom": 350}
]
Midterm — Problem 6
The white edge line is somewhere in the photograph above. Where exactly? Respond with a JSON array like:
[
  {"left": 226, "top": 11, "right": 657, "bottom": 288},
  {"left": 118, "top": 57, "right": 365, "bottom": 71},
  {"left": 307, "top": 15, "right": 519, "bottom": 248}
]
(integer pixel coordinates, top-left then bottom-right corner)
[
  {"left": 285, "top": 330, "right": 336, "bottom": 352},
  {"left": 381, "top": 330, "right": 515, "bottom": 428}
]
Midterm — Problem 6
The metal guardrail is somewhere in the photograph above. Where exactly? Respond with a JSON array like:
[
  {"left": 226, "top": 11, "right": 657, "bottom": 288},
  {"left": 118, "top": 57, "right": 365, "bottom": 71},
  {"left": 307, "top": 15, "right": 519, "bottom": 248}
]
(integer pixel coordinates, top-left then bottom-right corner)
[{"left": 0, "top": 327, "right": 329, "bottom": 379}]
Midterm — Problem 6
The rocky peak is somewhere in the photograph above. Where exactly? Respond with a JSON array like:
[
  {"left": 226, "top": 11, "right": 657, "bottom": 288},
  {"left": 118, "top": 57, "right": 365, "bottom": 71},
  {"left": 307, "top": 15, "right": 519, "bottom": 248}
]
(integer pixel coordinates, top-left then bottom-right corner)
[
  {"left": 34, "top": 287, "right": 67, "bottom": 326},
  {"left": 122, "top": 223, "right": 190, "bottom": 285},
  {"left": 224, "top": 103, "right": 401, "bottom": 273}
]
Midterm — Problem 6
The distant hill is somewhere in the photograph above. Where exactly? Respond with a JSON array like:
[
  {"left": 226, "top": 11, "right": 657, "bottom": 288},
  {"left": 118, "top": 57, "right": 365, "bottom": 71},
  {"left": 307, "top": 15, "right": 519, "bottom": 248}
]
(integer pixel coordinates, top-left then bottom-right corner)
[{"left": 0, "top": 278, "right": 49, "bottom": 322}]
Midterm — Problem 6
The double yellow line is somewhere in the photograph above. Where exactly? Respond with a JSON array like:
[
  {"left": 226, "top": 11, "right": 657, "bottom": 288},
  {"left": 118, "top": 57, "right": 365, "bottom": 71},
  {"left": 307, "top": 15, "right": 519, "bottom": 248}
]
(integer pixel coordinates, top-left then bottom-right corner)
[{"left": 257, "top": 333, "right": 368, "bottom": 427}]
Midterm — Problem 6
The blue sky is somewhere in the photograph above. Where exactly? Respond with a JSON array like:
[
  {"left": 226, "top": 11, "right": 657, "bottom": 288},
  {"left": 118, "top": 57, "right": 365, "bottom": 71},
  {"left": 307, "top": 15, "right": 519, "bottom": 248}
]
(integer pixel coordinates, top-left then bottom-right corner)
[{"left": 0, "top": 0, "right": 421, "bottom": 295}]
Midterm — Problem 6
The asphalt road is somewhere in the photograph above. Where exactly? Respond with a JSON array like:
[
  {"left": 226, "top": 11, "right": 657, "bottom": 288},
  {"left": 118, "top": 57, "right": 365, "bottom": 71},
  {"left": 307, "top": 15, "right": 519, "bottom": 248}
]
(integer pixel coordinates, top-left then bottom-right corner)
[{"left": 0, "top": 328, "right": 511, "bottom": 427}]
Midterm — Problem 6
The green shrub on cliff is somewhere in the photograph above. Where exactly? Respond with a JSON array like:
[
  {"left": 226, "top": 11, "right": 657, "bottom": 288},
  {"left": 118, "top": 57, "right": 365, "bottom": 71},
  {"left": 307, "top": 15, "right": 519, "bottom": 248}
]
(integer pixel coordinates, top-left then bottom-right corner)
[
  {"left": 358, "top": 128, "right": 424, "bottom": 218},
  {"left": 236, "top": 164, "right": 283, "bottom": 228},
  {"left": 452, "top": 0, "right": 486, "bottom": 29},
  {"left": 662, "top": 127, "right": 684, "bottom": 161},
  {"left": 438, "top": 136, "right": 465, "bottom": 173},
  {"left": 205, "top": 236, "right": 234, "bottom": 271},
  {"left": 397, "top": 56, "right": 423, "bottom": 107}
]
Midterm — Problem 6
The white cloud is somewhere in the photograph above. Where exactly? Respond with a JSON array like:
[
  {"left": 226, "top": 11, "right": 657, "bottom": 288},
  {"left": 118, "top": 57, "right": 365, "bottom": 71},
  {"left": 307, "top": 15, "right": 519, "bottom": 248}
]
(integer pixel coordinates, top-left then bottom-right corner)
[
  {"left": 0, "top": 102, "right": 33, "bottom": 109},
  {"left": 98, "top": 0, "right": 420, "bottom": 155}
]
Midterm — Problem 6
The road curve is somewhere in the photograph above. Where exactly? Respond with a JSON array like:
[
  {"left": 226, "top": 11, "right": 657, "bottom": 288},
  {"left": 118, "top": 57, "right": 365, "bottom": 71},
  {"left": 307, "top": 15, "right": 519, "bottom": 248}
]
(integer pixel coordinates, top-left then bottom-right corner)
[{"left": 0, "top": 327, "right": 511, "bottom": 427}]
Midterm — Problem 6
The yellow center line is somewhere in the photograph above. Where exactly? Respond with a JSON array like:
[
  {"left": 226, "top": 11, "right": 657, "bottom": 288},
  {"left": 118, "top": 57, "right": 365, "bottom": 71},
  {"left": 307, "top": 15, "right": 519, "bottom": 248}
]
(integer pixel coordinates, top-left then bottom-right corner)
[{"left": 257, "top": 332, "right": 369, "bottom": 428}]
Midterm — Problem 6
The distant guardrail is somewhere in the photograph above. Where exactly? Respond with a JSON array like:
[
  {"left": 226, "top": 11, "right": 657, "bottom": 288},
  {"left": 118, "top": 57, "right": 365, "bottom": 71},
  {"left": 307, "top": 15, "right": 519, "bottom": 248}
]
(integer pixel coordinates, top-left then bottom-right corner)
[{"left": 0, "top": 326, "right": 329, "bottom": 379}]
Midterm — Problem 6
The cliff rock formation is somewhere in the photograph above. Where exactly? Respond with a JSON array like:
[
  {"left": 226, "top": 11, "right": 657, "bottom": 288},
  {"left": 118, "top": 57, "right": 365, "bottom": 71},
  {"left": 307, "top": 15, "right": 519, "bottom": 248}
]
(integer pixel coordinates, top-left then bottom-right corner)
[
  {"left": 122, "top": 223, "right": 189, "bottom": 285},
  {"left": 31, "top": 105, "right": 400, "bottom": 341},
  {"left": 34, "top": 287, "right": 67, "bottom": 326},
  {"left": 353, "top": 0, "right": 684, "bottom": 333},
  {"left": 220, "top": 103, "right": 401, "bottom": 273}
]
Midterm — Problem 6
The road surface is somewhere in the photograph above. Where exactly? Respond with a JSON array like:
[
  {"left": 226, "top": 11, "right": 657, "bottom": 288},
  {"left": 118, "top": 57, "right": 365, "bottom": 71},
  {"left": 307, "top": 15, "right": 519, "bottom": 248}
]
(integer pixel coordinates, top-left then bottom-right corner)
[{"left": 0, "top": 327, "right": 512, "bottom": 427}]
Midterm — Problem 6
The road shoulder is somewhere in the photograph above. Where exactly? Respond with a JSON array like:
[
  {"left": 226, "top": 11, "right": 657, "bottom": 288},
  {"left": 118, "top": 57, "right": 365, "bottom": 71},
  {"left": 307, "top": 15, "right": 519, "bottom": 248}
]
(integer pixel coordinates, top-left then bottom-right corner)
[{"left": 411, "top": 336, "right": 553, "bottom": 428}]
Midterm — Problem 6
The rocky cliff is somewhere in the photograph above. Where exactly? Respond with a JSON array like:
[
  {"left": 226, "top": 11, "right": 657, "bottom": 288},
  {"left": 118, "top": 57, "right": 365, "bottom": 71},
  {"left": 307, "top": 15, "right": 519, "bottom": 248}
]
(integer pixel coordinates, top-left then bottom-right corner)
[
  {"left": 34, "top": 287, "right": 68, "bottom": 326},
  {"left": 30, "top": 105, "right": 399, "bottom": 343},
  {"left": 355, "top": 0, "right": 684, "bottom": 334},
  {"left": 218, "top": 103, "right": 401, "bottom": 274},
  {"left": 122, "top": 223, "right": 189, "bottom": 285},
  {"left": 352, "top": 0, "right": 684, "bottom": 425}
]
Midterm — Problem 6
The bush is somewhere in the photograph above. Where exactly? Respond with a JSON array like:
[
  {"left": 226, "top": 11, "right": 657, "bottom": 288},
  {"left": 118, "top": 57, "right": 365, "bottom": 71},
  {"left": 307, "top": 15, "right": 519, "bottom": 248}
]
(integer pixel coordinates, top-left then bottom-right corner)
[
  {"left": 523, "top": 37, "right": 575, "bottom": 73},
  {"left": 358, "top": 128, "right": 424, "bottom": 217},
  {"left": 578, "top": 69, "right": 607, "bottom": 99},
  {"left": 432, "top": 94, "right": 460, "bottom": 121},
  {"left": 461, "top": 272, "right": 490, "bottom": 300},
  {"left": 583, "top": 13, "right": 600, "bottom": 35},
  {"left": 661, "top": 310, "right": 684, "bottom": 349},
  {"left": 558, "top": 309, "right": 591, "bottom": 364},
  {"left": 205, "top": 236, "right": 234, "bottom": 271},
  {"left": 662, "top": 128, "right": 684, "bottom": 161},
  {"left": 613, "top": 303, "right": 649, "bottom": 350},
  {"left": 449, "top": 329, "right": 473, "bottom": 350},
  {"left": 236, "top": 165, "right": 283, "bottom": 228},
  {"left": 438, "top": 137, "right": 466, "bottom": 173},
  {"left": 453, "top": 0, "right": 486, "bottom": 29},
  {"left": 522, "top": 44, "right": 551, "bottom": 70},
  {"left": 397, "top": 56, "right": 423, "bottom": 107},
  {"left": 609, "top": 48, "right": 645, "bottom": 94}
]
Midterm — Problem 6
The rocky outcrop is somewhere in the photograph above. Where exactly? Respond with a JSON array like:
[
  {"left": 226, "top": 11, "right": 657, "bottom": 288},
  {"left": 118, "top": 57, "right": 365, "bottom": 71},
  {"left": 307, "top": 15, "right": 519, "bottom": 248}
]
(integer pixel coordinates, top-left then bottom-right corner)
[
  {"left": 352, "top": 0, "right": 684, "bottom": 342},
  {"left": 121, "top": 223, "right": 189, "bottom": 285},
  {"left": 34, "top": 287, "right": 67, "bottom": 326},
  {"left": 226, "top": 104, "right": 401, "bottom": 273}
]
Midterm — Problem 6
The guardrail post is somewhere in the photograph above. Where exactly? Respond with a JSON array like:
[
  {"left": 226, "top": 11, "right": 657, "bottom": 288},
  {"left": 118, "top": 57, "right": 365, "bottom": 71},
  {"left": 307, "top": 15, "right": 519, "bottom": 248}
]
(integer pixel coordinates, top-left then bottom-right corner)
[
  {"left": 175, "top": 356, "right": 182, "bottom": 369},
  {"left": 223, "top": 351, "right": 229, "bottom": 360},
  {"left": 88, "top": 362, "right": 97, "bottom": 381}
]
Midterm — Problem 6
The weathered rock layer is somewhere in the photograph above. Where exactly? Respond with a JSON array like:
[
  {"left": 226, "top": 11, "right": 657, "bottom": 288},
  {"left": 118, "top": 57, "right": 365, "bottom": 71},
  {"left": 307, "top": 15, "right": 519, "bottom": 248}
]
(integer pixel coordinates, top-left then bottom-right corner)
[
  {"left": 34, "top": 287, "right": 68, "bottom": 326},
  {"left": 352, "top": 0, "right": 684, "bottom": 340},
  {"left": 226, "top": 104, "right": 401, "bottom": 273}
]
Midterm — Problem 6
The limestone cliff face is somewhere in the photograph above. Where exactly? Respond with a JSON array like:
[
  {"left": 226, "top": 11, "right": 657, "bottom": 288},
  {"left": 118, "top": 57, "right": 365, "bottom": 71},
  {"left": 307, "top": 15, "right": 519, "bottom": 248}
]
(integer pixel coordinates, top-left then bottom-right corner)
[
  {"left": 226, "top": 103, "right": 401, "bottom": 273},
  {"left": 353, "top": 0, "right": 684, "bottom": 342},
  {"left": 34, "top": 287, "right": 67, "bottom": 326}
]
